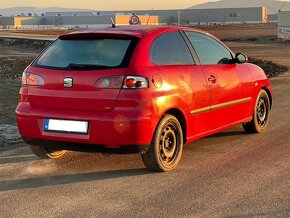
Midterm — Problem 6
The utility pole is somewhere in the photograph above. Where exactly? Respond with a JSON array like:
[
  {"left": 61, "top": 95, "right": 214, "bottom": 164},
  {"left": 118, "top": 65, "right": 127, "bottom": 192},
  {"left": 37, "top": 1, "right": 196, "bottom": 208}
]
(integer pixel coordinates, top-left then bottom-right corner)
[{"left": 178, "top": 11, "right": 181, "bottom": 26}]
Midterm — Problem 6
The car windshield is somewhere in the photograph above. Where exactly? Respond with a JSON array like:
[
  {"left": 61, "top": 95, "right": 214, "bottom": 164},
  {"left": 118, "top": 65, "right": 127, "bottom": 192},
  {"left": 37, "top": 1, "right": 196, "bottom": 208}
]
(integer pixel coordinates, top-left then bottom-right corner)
[{"left": 33, "top": 38, "right": 136, "bottom": 70}]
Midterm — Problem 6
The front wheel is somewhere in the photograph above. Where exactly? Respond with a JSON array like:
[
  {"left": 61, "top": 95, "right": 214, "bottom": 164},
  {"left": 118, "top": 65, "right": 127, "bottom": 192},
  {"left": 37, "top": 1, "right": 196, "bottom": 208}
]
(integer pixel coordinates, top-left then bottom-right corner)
[
  {"left": 29, "top": 145, "right": 66, "bottom": 159},
  {"left": 141, "top": 114, "right": 183, "bottom": 172},
  {"left": 243, "top": 89, "right": 271, "bottom": 133}
]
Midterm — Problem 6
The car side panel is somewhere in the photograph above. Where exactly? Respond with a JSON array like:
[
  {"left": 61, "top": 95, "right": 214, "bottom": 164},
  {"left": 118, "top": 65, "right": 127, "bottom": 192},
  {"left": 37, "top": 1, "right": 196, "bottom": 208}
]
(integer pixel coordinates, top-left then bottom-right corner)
[
  {"left": 202, "top": 64, "right": 253, "bottom": 129},
  {"left": 134, "top": 65, "right": 211, "bottom": 142}
]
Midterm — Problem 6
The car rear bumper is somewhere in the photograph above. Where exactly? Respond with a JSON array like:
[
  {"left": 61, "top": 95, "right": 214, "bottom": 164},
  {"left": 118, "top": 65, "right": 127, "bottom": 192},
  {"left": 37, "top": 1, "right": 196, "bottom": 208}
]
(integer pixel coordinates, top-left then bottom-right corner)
[{"left": 16, "top": 102, "right": 155, "bottom": 151}]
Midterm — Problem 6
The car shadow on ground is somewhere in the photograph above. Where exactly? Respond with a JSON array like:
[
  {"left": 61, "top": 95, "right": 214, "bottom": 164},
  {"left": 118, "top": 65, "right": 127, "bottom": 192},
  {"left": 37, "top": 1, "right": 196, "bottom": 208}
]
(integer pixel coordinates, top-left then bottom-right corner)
[{"left": 0, "top": 167, "right": 152, "bottom": 192}]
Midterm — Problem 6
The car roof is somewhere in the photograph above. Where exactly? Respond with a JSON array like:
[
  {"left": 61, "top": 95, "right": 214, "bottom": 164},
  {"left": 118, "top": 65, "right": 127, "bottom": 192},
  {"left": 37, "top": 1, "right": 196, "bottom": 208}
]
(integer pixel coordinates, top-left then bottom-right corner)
[{"left": 59, "top": 25, "right": 204, "bottom": 39}]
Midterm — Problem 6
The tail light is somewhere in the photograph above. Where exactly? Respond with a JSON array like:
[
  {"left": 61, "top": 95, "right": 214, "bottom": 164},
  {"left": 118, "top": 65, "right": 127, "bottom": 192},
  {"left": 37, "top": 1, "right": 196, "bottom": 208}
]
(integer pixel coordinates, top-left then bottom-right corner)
[
  {"left": 95, "top": 76, "right": 148, "bottom": 89},
  {"left": 123, "top": 76, "right": 148, "bottom": 89},
  {"left": 95, "top": 76, "right": 124, "bottom": 89},
  {"left": 22, "top": 71, "right": 45, "bottom": 86}
]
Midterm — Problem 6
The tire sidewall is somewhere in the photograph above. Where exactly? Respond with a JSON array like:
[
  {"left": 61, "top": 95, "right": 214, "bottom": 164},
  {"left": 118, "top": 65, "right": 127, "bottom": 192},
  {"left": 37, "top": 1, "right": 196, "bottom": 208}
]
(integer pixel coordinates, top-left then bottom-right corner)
[
  {"left": 153, "top": 115, "right": 183, "bottom": 172},
  {"left": 253, "top": 90, "right": 271, "bottom": 132}
]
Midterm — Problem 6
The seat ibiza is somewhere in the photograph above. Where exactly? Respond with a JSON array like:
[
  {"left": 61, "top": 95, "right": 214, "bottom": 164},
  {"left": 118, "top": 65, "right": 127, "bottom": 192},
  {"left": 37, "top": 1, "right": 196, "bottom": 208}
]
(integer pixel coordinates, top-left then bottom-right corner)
[{"left": 16, "top": 26, "right": 272, "bottom": 172}]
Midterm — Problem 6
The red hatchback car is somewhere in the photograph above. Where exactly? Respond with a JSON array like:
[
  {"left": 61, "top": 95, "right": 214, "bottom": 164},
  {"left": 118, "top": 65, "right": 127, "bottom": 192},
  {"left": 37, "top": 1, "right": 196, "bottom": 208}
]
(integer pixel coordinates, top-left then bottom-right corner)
[{"left": 16, "top": 26, "right": 272, "bottom": 172}]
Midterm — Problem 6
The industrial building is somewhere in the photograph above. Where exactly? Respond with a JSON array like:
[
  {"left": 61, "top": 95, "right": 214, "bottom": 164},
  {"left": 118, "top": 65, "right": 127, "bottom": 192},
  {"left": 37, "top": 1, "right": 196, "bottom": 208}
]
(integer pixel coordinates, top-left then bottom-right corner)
[
  {"left": 0, "top": 14, "right": 158, "bottom": 29},
  {"left": 0, "top": 7, "right": 268, "bottom": 29},
  {"left": 278, "top": 11, "right": 290, "bottom": 40},
  {"left": 102, "top": 7, "right": 268, "bottom": 25},
  {"left": 0, "top": 16, "right": 33, "bottom": 29}
]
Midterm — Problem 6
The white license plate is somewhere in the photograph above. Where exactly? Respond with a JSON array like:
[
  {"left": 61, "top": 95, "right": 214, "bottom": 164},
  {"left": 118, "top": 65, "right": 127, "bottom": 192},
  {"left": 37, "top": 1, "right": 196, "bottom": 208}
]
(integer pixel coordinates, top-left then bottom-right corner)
[{"left": 44, "top": 119, "right": 88, "bottom": 134}]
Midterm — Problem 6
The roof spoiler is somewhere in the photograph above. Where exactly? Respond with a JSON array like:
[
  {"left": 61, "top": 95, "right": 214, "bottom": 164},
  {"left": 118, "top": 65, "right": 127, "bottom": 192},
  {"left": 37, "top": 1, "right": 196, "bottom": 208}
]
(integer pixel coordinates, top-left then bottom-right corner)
[{"left": 59, "top": 31, "right": 142, "bottom": 40}]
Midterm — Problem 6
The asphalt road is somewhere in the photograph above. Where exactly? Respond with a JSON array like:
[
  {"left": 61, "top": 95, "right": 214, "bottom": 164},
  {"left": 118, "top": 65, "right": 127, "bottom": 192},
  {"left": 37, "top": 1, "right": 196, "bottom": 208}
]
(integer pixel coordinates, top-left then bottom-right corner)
[{"left": 0, "top": 41, "right": 290, "bottom": 217}]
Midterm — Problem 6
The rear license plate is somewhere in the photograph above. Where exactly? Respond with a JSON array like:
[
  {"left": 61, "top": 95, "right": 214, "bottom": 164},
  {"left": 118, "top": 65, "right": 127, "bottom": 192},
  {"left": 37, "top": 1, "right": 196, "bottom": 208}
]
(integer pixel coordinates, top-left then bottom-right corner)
[{"left": 44, "top": 119, "right": 89, "bottom": 134}]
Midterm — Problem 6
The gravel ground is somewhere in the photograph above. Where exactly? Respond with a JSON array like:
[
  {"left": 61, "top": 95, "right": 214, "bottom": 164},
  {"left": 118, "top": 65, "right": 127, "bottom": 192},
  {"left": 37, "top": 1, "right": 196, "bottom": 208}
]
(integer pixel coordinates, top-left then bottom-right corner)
[
  {"left": 0, "top": 38, "right": 51, "bottom": 53},
  {"left": 249, "top": 58, "right": 288, "bottom": 78},
  {"left": 0, "top": 56, "right": 36, "bottom": 79},
  {"left": 0, "top": 125, "right": 21, "bottom": 145}
]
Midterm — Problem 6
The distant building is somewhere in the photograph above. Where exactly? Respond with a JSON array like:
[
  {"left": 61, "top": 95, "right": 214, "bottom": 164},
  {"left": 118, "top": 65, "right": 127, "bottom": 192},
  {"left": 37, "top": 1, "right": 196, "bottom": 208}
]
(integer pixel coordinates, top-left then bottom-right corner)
[
  {"left": 0, "top": 17, "right": 33, "bottom": 29},
  {"left": 0, "top": 14, "right": 158, "bottom": 29},
  {"left": 268, "top": 14, "right": 278, "bottom": 23},
  {"left": 102, "top": 7, "right": 268, "bottom": 25},
  {"left": 278, "top": 11, "right": 290, "bottom": 40},
  {"left": 0, "top": 7, "right": 268, "bottom": 29}
]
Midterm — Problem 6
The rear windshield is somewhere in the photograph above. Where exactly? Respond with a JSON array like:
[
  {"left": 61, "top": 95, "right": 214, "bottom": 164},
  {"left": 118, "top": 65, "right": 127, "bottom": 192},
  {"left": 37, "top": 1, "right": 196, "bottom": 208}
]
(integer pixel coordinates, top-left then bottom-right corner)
[{"left": 33, "top": 38, "right": 137, "bottom": 70}]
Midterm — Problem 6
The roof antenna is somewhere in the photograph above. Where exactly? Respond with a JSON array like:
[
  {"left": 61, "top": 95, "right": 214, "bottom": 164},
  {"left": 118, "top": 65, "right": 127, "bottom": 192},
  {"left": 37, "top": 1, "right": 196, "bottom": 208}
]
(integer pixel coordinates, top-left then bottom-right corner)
[
  {"left": 111, "top": 17, "right": 116, "bottom": 28},
  {"left": 146, "top": 14, "right": 151, "bottom": 25}
]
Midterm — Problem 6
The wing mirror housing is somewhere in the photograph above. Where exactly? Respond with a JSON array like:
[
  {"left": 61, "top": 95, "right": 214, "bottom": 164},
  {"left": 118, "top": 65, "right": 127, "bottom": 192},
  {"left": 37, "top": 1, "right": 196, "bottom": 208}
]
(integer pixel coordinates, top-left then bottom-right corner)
[{"left": 235, "top": 53, "right": 248, "bottom": 64}]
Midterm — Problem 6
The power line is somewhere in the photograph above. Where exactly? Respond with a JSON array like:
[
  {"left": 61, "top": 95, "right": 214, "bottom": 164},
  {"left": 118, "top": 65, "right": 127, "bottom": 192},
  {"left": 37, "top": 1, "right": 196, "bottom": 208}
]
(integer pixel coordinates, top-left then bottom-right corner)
[{"left": 277, "top": 1, "right": 286, "bottom": 12}]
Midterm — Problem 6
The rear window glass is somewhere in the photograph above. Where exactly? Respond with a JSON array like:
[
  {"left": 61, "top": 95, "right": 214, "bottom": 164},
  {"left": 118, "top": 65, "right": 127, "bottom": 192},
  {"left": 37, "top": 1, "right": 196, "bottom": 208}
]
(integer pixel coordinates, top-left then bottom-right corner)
[{"left": 33, "top": 38, "right": 136, "bottom": 70}]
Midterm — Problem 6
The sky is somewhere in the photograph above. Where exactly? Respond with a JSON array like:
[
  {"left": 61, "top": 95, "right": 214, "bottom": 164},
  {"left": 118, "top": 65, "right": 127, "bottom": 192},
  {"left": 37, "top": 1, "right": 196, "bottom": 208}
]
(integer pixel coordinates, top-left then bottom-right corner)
[{"left": 0, "top": 0, "right": 217, "bottom": 10}]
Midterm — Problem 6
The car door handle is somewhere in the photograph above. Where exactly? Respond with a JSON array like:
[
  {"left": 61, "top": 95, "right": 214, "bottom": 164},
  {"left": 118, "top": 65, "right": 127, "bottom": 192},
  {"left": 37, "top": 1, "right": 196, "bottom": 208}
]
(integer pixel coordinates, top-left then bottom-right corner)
[{"left": 208, "top": 75, "right": 216, "bottom": 84}]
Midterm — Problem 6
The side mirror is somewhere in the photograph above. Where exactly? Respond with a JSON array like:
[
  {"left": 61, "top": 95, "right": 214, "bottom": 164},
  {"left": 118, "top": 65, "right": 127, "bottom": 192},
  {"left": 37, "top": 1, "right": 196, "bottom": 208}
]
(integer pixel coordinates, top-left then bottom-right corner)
[{"left": 235, "top": 53, "right": 248, "bottom": 64}]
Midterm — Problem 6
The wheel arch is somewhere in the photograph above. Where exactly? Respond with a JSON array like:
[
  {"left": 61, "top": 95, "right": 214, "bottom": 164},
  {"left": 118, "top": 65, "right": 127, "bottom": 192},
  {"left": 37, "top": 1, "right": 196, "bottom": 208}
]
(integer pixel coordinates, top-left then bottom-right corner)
[
  {"left": 262, "top": 86, "right": 272, "bottom": 108},
  {"left": 163, "top": 108, "right": 187, "bottom": 144}
]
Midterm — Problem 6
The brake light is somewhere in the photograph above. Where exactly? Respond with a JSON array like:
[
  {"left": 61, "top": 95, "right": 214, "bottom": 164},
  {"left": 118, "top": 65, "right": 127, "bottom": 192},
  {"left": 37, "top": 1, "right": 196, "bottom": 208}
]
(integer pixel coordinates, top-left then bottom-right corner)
[
  {"left": 21, "top": 71, "right": 45, "bottom": 86},
  {"left": 95, "top": 76, "right": 148, "bottom": 89},
  {"left": 95, "top": 76, "right": 124, "bottom": 89},
  {"left": 123, "top": 76, "right": 148, "bottom": 89},
  {"left": 124, "top": 78, "right": 135, "bottom": 88}
]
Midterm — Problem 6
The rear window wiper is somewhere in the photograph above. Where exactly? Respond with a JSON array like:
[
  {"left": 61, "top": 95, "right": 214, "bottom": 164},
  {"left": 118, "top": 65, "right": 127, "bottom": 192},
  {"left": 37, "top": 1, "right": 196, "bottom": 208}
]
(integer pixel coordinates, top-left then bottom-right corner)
[{"left": 67, "top": 63, "right": 112, "bottom": 70}]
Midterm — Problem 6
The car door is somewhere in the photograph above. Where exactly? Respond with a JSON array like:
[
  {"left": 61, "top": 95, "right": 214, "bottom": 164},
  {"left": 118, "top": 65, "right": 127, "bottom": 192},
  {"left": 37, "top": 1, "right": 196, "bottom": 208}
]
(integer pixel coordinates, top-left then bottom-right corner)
[
  {"left": 149, "top": 30, "right": 211, "bottom": 138},
  {"left": 184, "top": 31, "right": 253, "bottom": 130}
]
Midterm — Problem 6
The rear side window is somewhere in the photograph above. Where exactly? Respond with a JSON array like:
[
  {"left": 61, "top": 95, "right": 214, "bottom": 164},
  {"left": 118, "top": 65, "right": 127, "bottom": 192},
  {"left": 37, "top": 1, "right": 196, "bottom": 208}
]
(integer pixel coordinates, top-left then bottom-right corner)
[
  {"left": 150, "top": 31, "right": 194, "bottom": 65},
  {"left": 185, "top": 31, "right": 233, "bottom": 65},
  {"left": 33, "top": 38, "right": 137, "bottom": 70}
]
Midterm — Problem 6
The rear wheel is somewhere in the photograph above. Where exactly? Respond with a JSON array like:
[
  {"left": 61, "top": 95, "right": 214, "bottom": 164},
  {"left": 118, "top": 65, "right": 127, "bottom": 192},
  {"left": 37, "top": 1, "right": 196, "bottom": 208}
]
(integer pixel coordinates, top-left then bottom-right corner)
[
  {"left": 29, "top": 145, "right": 66, "bottom": 159},
  {"left": 243, "top": 89, "right": 271, "bottom": 133},
  {"left": 141, "top": 114, "right": 183, "bottom": 172}
]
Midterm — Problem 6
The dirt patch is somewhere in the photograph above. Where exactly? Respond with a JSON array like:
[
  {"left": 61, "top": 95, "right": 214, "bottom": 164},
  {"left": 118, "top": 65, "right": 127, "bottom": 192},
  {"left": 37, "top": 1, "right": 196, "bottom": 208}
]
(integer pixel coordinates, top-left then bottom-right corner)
[
  {"left": 0, "top": 38, "right": 51, "bottom": 53},
  {"left": 0, "top": 38, "right": 50, "bottom": 79},
  {"left": 0, "top": 56, "right": 36, "bottom": 79},
  {"left": 0, "top": 79, "right": 24, "bottom": 150},
  {"left": 249, "top": 58, "right": 288, "bottom": 78},
  {"left": 191, "top": 24, "right": 278, "bottom": 40},
  {"left": 0, "top": 125, "right": 22, "bottom": 146},
  {"left": 0, "top": 79, "right": 21, "bottom": 125}
]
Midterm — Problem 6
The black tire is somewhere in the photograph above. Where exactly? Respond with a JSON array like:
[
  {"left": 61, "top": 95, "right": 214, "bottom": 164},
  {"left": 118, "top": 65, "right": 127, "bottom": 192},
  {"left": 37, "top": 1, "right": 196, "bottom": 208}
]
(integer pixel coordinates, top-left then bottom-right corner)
[
  {"left": 141, "top": 114, "right": 183, "bottom": 172},
  {"left": 29, "top": 145, "right": 66, "bottom": 159},
  {"left": 243, "top": 89, "right": 271, "bottom": 133}
]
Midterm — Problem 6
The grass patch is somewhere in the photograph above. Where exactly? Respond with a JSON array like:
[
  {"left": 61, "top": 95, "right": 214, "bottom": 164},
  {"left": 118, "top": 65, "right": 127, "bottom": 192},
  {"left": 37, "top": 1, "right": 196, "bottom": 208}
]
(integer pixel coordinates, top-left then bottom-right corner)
[{"left": 0, "top": 78, "right": 21, "bottom": 125}]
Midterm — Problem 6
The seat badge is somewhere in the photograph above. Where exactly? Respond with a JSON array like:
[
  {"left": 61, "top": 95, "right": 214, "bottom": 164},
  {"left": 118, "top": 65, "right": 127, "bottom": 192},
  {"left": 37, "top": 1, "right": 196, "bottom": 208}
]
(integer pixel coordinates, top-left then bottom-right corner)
[{"left": 64, "top": 78, "right": 73, "bottom": 88}]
